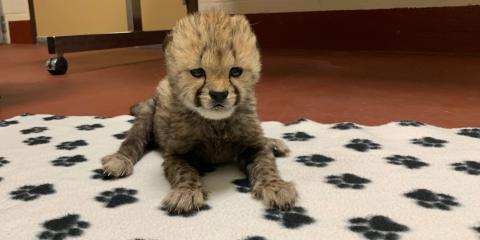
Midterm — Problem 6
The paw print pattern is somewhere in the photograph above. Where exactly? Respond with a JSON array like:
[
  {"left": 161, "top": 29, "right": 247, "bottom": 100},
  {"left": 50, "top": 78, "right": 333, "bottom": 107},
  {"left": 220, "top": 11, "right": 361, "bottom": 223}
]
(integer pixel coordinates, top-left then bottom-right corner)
[
  {"left": 458, "top": 128, "right": 480, "bottom": 139},
  {"left": 411, "top": 137, "right": 447, "bottom": 148},
  {"left": 23, "top": 136, "right": 51, "bottom": 145},
  {"left": 326, "top": 173, "right": 371, "bottom": 189},
  {"left": 38, "top": 214, "right": 90, "bottom": 240},
  {"left": 160, "top": 204, "right": 211, "bottom": 217},
  {"left": 332, "top": 122, "right": 361, "bottom": 130},
  {"left": 284, "top": 118, "right": 306, "bottom": 126},
  {"left": 0, "top": 157, "right": 9, "bottom": 167},
  {"left": 349, "top": 215, "right": 409, "bottom": 240},
  {"left": 127, "top": 119, "right": 135, "bottom": 123},
  {"left": 474, "top": 225, "right": 480, "bottom": 236},
  {"left": 76, "top": 124, "right": 104, "bottom": 131},
  {"left": 451, "top": 161, "right": 480, "bottom": 175},
  {"left": 243, "top": 236, "right": 266, "bottom": 240},
  {"left": 95, "top": 188, "right": 138, "bottom": 208},
  {"left": 397, "top": 120, "right": 425, "bottom": 127},
  {"left": 113, "top": 131, "right": 128, "bottom": 140},
  {"left": 21, "top": 127, "right": 48, "bottom": 134},
  {"left": 404, "top": 189, "right": 460, "bottom": 211},
  {"left": 91, "top": 169, "right": 116, "bottom": 181},
  {"left": 56, "top": 140, "right": 88, "bottom": 150},
  {"left": 282, "top": 132, "right": 314, "bottom": 141},
  {"left": 94, "top": 116, "right": 111, "bottom": 119},
  {"left": 384, "top": 155, "right": 429, "bottom": 169},
  {"left": 43, "top": 115, "right": 67, "bottom": 121},
  {"left": 296, "top": 154, "right": 334, "bottom": 167},
  {"left": 21, "top": 112, "right": 34, "bottom": 116},
  {"left": 10, "top": 184, "right": 55, "bottom": 201},
  {"left": 264, "top": 206, "right": 315, "bottom": 229},
  {"left": 232, "top": 178, "right": 251, "bottom": 193},
  {"left": 0, "top": 120, "right": 19, "bottom": 127},
  {"left": 51, "top": 155, "right": 87, "bottom": 167},
  {"left": 345, "top": 139, "right": 381, "bottom": 152}
]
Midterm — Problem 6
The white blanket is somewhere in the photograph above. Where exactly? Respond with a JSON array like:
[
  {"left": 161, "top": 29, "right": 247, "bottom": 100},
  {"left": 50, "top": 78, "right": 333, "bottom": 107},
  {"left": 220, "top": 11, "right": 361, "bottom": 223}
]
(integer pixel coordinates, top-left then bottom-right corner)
[{"left": 1, "top": 114, "right": 479, "bottom": 240}]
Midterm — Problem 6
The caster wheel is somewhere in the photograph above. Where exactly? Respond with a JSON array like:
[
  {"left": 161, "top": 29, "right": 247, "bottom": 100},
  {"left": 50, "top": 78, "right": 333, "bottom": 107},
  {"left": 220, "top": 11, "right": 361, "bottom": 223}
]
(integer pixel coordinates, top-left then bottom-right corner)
[{"left": 46, "top": 56, "right": 68, "bottom": 75}]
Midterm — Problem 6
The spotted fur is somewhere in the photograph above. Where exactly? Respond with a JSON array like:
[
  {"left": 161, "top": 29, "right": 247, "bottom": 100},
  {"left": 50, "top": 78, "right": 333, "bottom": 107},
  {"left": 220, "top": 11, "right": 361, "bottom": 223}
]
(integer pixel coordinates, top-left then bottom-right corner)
[{"left": 102, "top": 10, "right": 297, "bottom": 213}]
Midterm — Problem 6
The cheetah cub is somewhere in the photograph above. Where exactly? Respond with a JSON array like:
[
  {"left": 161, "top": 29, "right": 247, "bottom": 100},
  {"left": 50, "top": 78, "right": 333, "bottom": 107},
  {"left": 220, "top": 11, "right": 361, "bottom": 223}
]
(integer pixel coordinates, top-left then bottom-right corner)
[{"left": 101, "top": 10, "right": 297, "bottom": 213}]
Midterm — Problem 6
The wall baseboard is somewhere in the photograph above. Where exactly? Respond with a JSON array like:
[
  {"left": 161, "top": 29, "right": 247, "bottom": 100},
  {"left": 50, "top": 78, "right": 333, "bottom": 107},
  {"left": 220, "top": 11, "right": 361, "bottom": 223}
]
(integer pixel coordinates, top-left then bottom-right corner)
[
  {"left": 8, "top": 20, "right": 34, "bottom": 44},
  {"left": 246, "top": 5, "right": 480, "bottom": 52}
]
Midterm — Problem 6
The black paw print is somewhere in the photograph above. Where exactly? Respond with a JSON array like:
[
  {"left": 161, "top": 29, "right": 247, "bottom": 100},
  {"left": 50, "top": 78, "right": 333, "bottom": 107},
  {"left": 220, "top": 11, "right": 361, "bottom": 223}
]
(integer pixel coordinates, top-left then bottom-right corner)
[
  {"left": 458, "top": 128, "right": 480, "bottom": 139},
  {"left": 451, "top": 161, "right": 480, "bottom": 175},
  {"left": 20, "top": 126, "right": 48, "bottom": 134},
  {"left": 264, "top": 206, "right": 315, "bottom": 229},
  {"left": 21, "top": 112, "right": 34, "bottom": 116},
  {"left": 243, "top": 236, "right": 266, "bottom": 240},
  {"left": 397, "top": 120, "right": 425, "bottom": 127},
  {"left": 38, "top": 214, "right": 90, "bottom": 240},
  {"left": 296, "top": 154, "right": 334, "bottom": 167},
  {"left": 474, "top": 225, "right": 480, "bottom": 236},
  {"left": 326, "top": 173, "right": 371, "bottom": 189},
  {"left": 284, "top": 118, "right": 306, "bottom": 126},
  {"left": 384, "top": 155, "right": 428, "bottom": 169},
  {"left": 51, "top": 155, "right": 87, "bottom": 167},
  {"left": 282, "top": 132, "right": 314, "bottom": 141},
  {"left": 345, "top": 139, "right": 381, "bottom": 152},
  {"left": 160, "top": 204, "right": 211, "bottom": 217},
  {"left": 94, "top": 116, "right": 111, "bottom": 119},
  {"left": 113, "top": 131, "right": 128, "bottom": 140},
  {"left": 10, "top": 184, "right": 55, "bottom": 201},
  {"left": 332, "top": 122, "right": 361, "bottom": 130},
  {"left": 23, "top": 136, "right": 51, "bottom": 145},
  {"left": 43, "top": 115, "right": 67, "bottom": 121},
  {"left": 91, "top": 169, "right": 116, "bottom": 181},
  {"left": 95, "top": 188, "right": 138, "bottom": 208},
  {"left": 0, "top": 120, "right": 19, "bottom": 127},
  {"left": 56, "top": 140, "right": 88, "bottom": 150},
  {"left": 405, "top": 189, "right": 460, "bottom": 211},
  {"left": 349, "top": 215, "right": 409, "bottom": 240},
  {"left": 232, "top": 178, "right": 251, "bottom": 193},
  {"left": 0, "top": 157, "right": 9, "bottom": 167},
  {"left": 411, "top": 137, "right": 447, "bottom": 148},
  {"left": 76, "top": 123, "right": 104, "bottom": 131},
  {"left": 127, "top": 119, "right": 135, "bottom": 123}
]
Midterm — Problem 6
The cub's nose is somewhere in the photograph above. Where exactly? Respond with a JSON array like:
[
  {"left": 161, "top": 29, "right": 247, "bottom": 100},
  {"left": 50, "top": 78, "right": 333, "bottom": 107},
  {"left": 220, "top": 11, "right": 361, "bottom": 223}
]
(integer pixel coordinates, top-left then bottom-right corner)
[{"left": 209, "top": 91, "right": 228, "bottom": 102}]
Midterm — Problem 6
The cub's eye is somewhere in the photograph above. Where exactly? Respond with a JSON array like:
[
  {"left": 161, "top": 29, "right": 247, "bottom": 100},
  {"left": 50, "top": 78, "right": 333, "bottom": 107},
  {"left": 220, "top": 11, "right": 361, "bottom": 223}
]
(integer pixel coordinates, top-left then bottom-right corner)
[
  {"left": 190, "top": 68, "right": 205, "bottom": 78},
  {"left": 229, "top": 67, "right": 243, "bottom": 78}
]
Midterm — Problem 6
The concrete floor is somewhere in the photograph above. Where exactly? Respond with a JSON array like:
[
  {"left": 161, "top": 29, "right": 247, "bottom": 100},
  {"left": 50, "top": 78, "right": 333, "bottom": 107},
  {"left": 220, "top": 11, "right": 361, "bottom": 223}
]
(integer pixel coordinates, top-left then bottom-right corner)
[{"left": 1, "top": 44, "right": 479, "bottom": 127}]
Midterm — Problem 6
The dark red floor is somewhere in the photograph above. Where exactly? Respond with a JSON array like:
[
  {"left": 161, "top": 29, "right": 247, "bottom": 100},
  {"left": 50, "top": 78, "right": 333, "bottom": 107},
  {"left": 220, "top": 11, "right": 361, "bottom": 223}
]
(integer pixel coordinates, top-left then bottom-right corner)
[{"left": 1, "top": 44, "right": 479, "bottom": 127}]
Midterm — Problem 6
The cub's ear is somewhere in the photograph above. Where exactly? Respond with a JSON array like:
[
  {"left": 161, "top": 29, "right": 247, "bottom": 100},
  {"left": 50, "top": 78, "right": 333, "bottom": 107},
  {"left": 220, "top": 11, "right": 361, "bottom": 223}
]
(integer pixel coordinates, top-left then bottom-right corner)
[{"left": 162, "top": 33, "right": 172, "bottom": 52}]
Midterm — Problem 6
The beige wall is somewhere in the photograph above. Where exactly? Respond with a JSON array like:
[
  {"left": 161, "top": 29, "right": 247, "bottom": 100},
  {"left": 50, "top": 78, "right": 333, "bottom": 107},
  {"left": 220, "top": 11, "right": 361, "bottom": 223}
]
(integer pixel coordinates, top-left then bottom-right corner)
[
  {"left": 200, "top": 0, "right": 480, "bottom": 14},
  {"left": 34, "top": 0, "right": 186, "bottom": 37},
  {"left": 141, "top": 0, "right": 186, "bottom": 31}
]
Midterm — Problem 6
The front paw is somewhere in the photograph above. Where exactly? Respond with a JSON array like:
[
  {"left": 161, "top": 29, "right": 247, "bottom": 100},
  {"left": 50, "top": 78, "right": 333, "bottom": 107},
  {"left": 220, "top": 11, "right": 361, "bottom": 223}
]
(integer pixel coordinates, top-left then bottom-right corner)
[
  {"left": 267, "top": 138, "right": 291, "bottom": 157},
  {"left": 253, "top": 180, "right": 298, "bottom": 210},
  {"left": 101, "top": 153, "right": 133, "bottom": 177},
  {"left": 162, "top": 187, "right": 207, "bottom": 213}
]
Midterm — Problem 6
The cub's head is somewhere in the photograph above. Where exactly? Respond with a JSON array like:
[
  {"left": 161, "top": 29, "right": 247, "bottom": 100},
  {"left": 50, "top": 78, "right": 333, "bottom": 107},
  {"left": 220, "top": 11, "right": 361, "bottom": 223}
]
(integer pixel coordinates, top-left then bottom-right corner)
[{"left": 163, "top": 10, "right": 261, "bottom": 120}]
